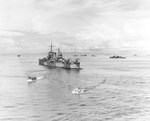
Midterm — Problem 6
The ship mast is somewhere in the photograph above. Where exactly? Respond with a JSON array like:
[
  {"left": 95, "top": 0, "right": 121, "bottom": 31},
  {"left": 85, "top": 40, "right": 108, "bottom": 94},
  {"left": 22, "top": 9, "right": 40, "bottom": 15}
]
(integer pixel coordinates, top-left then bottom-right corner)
[{"left": 50, "top": 42, "right": 52, "bottom": 52}]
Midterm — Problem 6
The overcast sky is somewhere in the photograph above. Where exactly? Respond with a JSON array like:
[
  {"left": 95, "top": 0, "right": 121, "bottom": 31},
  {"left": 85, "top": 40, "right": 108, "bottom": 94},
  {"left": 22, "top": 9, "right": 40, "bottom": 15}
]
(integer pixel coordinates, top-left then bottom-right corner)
[{"left": 0, "top": 0, "right": 150, "bottom": 54}]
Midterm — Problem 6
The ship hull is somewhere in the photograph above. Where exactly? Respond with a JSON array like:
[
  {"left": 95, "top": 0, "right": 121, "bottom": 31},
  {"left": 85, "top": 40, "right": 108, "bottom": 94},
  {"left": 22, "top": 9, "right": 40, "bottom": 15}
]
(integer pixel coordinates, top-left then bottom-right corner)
[{"left": 40, "top": 61, "right": 80, "bottom": 69}]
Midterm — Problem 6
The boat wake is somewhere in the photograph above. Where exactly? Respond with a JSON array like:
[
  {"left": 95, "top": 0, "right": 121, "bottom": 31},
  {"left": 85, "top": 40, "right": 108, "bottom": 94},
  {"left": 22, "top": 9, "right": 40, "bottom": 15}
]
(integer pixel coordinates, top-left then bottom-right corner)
[{"left": 69, "top": 79, "right": 107, "bottom": 95}]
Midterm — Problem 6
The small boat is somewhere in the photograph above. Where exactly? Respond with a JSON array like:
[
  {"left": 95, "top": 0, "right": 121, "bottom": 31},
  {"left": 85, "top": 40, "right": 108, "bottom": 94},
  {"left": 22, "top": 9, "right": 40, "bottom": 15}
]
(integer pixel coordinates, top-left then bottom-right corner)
[
  {"left": 27, "top": 76, "right": 44, "bottom": 83},
  {"left": 17, "top": 55, "right": 21, "bottom": 57},
  {"left": 27, "top": 77, "right": 37, "bottom": 83},
  {"left": 71, "top": 80, "right": 106, "bottom": 95},
  {"left": 71, "top": 87, "right": 85, "bottom": 95}
]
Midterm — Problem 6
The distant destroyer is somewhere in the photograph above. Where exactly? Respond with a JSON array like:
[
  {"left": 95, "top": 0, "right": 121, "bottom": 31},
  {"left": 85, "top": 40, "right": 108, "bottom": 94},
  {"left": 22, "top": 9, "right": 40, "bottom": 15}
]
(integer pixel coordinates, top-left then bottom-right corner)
[
  {"left": 39, "top": 43, "right": 81, "bottom": 69},
  {"left": 110, "top": 55, "right": 126, "bottom": 59}
]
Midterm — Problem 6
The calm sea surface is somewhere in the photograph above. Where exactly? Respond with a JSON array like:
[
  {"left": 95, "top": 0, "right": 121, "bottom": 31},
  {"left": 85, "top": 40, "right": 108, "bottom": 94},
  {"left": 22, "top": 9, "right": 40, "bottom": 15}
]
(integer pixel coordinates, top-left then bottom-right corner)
[{"left": 0, "top": 53, "right": 150, "bottom": 121}]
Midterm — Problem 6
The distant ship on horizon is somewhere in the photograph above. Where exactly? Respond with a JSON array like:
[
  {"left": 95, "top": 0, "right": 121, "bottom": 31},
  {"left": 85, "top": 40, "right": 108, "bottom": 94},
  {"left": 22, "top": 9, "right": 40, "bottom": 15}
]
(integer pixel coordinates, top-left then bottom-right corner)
[
  {"left": 17, "top": 55, "right": 21, "bottom": 57},
  {"left": 110, "top": 55, "right": 126, "bottom": 59},
  {"left": 39, "top": 43, "right": 81, "bottom": 69}
]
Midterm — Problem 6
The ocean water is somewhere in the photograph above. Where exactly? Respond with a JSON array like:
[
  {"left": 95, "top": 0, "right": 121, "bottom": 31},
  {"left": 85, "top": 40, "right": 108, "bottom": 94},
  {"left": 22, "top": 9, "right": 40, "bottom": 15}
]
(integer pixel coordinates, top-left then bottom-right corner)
[{"left": 0, "top": 53, "right": 150, "bottom": 121}]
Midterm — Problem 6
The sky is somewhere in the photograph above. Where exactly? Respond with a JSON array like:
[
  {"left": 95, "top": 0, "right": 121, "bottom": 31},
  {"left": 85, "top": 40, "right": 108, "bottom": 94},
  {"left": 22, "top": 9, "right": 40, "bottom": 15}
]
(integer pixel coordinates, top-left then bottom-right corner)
[{"left": 0, "top": 0, "right": 150, "bottom": 55}]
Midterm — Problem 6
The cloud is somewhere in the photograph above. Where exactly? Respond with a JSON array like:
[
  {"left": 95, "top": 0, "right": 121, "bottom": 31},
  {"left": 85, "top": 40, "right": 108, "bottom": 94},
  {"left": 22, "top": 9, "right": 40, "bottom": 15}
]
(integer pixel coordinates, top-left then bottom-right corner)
[
  {"left": 29, "top": 0, "right": 150, "bottom": 36},
  {"left": 0, "top": 0, "right": 150, "bottom": 32},
  {"left": 0, "top": 0, "right": 150, "bottom": 54},
  {"left": 75, "top": 23, "right": 141, "bottom": 49},
  {"left": 0, "top": 38, "right": 17, "bottom": 53},
  {"left": 0, "top": 29, "right": 24, "bottom": 37}
]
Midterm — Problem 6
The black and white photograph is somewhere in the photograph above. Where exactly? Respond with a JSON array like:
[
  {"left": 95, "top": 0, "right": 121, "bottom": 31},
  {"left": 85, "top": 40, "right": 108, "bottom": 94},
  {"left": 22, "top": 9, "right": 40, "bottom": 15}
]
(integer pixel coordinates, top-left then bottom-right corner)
[{"left": 0, "top": 0, "right": 150, "bottom": 121}]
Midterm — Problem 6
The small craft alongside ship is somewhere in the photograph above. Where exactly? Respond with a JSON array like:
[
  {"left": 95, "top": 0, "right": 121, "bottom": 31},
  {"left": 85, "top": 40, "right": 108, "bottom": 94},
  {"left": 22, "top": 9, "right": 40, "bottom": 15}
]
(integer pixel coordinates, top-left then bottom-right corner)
[
  {"left": 110, "top": 55, "right": 126, "bottom": 59},
  {"left": 39, "top": 43, "right": 81, "bottom": 69}
]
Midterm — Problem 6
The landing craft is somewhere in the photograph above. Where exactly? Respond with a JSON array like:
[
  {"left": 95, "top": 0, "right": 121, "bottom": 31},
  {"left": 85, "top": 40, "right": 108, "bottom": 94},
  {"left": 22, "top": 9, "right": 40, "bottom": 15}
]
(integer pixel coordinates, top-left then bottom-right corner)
[
  {"left": 27, "top": 76, "right": 44, "bottom": 83},
  {"left": 39, "top": 43, "right": 81, "bottom": 69}
]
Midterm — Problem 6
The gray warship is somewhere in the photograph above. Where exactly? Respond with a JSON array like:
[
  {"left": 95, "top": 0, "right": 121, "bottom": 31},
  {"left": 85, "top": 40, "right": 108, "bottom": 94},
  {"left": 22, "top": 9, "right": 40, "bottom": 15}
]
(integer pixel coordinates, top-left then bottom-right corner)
[
  {"left": 39, "top": 43, "right": 81, "bottom": 69},
  {"left": 110, "top": 55, "right": 126, "bottom": 59}
]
